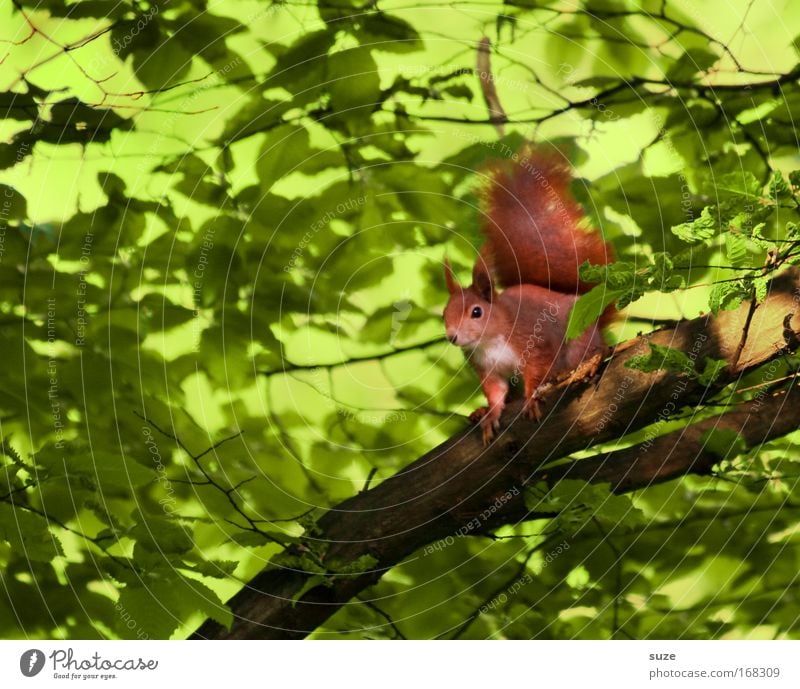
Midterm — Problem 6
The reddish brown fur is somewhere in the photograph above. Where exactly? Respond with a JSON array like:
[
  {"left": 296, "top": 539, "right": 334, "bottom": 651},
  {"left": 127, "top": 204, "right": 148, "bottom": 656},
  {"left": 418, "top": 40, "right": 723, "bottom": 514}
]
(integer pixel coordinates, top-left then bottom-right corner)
[
  {"left": 444, "top": 144, "right": 616, "bottom": 444},
  {"left": 479, "top": 145, "right": 615, "bottom": 294}
]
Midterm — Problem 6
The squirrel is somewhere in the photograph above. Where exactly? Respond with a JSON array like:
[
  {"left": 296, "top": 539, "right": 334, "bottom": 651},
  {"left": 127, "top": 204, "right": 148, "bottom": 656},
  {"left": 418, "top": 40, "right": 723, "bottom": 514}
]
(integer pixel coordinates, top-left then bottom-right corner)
[{"left": 443, "top": 144, "right": 615, "bottom": 445}]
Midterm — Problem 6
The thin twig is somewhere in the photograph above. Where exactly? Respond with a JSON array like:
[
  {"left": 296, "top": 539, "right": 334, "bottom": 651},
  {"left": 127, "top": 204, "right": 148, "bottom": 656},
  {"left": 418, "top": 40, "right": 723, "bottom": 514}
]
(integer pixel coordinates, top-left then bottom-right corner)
[{"left": 356, "top": 596, "right": 407, "bottom": 640}]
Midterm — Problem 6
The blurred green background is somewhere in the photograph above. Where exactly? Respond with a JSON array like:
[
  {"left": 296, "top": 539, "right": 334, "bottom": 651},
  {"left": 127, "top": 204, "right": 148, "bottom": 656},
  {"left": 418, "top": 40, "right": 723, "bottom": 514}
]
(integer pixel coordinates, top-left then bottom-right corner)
[{"left": 1, "top": 0, "right": 799, "bottom": 639}]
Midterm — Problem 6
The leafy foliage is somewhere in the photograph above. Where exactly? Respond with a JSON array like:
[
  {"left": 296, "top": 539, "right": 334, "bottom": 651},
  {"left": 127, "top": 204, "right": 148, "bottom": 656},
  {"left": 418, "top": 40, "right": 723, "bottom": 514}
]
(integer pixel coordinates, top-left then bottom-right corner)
[{"left": 0, "top": 0, "right": 798, "bottom": 641}]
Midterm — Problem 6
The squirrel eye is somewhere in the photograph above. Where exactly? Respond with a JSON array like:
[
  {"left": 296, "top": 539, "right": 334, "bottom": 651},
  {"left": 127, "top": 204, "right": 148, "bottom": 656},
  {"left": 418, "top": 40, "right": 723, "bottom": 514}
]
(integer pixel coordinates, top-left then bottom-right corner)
[{"left": 471, "top": 306, "right": 483, "bottom": 319}]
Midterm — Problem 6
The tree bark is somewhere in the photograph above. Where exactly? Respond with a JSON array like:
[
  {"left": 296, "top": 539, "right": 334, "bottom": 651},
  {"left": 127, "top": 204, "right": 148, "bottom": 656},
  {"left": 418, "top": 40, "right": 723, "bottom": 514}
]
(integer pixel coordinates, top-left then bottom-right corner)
[{"left": 192, "top": 270, "right": 800, "bottom": 640}]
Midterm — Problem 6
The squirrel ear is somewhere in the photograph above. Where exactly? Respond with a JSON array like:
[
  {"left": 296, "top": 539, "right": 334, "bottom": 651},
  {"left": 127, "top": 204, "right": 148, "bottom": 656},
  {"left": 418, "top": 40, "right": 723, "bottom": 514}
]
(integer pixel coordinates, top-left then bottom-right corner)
[
  {"left": 472, "top": 258, "right": 494, "bottom": 302},
  {"left": 444, "top": 258, "right": 460, "bottom": 295}
]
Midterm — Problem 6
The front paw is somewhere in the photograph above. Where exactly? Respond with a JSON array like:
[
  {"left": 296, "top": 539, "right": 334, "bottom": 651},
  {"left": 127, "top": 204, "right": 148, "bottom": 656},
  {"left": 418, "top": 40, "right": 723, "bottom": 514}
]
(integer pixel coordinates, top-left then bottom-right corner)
[
  {"left": 469, "top": 407, "right": 488, "bottom": 424},
  {"left": 522, "top": 396, "right": 542, "bottom": 421},
  {"left": 480, "top": 409, "right": 501, "bottom": 445},
  {"left": 523, "top": 386, "right": 549, "bottom": 422}
]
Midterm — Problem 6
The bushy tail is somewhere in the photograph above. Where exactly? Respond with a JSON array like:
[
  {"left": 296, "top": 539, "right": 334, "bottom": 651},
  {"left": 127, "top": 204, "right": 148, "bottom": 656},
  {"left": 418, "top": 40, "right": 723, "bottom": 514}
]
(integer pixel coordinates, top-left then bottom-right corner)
[{"left": 479, "top": 145, "right": 614, "bottom": 294}]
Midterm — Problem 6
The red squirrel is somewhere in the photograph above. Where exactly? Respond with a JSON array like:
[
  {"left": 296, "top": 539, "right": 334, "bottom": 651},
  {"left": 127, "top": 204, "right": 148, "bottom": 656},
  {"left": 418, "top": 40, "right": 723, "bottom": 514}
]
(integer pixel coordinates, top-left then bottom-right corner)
[{"left": 443, "top": 145, "right": 615, "bottom": 444}]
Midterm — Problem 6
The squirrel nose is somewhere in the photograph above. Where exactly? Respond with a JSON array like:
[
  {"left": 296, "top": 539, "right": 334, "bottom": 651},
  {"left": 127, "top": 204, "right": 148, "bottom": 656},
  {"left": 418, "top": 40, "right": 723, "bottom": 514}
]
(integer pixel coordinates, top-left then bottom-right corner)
[{"left": 447, "top": 332, "right": 458, "bottom": 345}]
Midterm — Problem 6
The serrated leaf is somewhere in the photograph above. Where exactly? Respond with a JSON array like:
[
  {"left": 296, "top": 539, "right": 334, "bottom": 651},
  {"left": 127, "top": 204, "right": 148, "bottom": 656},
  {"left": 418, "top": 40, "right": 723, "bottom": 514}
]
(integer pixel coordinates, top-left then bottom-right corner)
[
  {"left": 717, "top": 171, "right": 761, "bottom": 199},
  {"left": 725, "top": 232, "right": 749, "bottom": 267},
  {"left": 39, "top": 448, "right": 156, "bottom": 499},
  {"left": 671, "top": 207, "right": 716, "bottom": 243},
  {"left": 749, "top": 222, "right": 771, "bottom": 248},
  {"left": 185, "top": 559, "right": 239, "bottom": 578},
  {"left": 578, "top": 260, "right": 636, "bottom": 288},
  {"left": 652, "top": 251, "right": 673, "bottom": 275},
  {"left": 270, "top": 550, "right": 327, "bottom": 574},
  {"left": 328, "top": 553, "right": 379, "bottom": 575},
  {"left": 753, "top": 275, "right": 768, "bottom": 303},
  {"left": 117, "top": 577, "right": 231, "bottom": 639},
  {"left": 650, "top": 252, "right": 684, "bottom": 291},
  {"left": 708, "top": 280, "right": 748, "bottom": 314},
  {"left": 769, "top": 170, "right": 792, "bottom": 200}
]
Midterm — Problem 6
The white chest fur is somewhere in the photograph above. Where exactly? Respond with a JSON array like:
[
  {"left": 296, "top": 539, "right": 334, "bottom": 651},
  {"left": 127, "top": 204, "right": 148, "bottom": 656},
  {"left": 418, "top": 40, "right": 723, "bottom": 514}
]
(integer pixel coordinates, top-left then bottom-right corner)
[{"left": 472, "top": 336, "right": 521, "bottom": 376}]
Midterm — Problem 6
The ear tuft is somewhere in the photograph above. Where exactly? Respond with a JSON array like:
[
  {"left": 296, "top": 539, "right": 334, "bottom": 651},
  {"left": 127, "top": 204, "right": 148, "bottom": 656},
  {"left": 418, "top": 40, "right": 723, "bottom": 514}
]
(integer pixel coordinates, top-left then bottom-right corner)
[
  {"left": 444, "top": 258, "right": 460, "bottom": 295},
  {"left": 472, "top": 257, "right": 494, "bottom": 302}
]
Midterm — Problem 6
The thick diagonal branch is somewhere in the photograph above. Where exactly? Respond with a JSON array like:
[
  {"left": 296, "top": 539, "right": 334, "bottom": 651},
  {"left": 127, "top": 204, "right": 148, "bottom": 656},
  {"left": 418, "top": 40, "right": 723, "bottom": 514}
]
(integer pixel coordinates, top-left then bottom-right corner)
[{"left": 193, "top": 271, "right": 800, "bottom": 640}]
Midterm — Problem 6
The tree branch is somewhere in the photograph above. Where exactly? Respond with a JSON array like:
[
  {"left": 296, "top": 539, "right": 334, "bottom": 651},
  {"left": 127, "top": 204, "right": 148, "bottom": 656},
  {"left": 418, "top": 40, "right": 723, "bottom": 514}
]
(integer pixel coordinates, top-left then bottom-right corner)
[{"left": 192, "top": 270, "right": 800, "bottom": 640}]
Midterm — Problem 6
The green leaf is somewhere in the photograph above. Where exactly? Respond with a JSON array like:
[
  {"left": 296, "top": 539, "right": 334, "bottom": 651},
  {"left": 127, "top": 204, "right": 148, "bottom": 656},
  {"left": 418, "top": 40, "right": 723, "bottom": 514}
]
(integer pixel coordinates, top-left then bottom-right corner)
[
  {"left": 708, "top": 279, "right": 749, "bottom": 314},
  {"left": 0, "top": 185, "right": 27, "bottom": 219},
  {"left": 327, "top": 47, "right": 381, "bottom": 118},
  {"left": 291, "top": 574, "right": 331, "bottom": 603},
  {"left": 130, "top": 517, "right": 193, "bottom": 555},
  {"left": 525, "top": 480, "right": 644, "bottom": 533},
  {"left": 724, "top": 232, "right": 749, "bottom": 267},
  {"left": 616, "top": 285, "right": 647, "bottom": 309},
  {"left": 753, "top": 275, "right": 769, "bottom": 303},
  {"left": 566, "top": 285, "right": 624, "bottom": 340},
  {"left": 255, "top": 124, "right": 312, "bottom": 188},
  {"left": 697, "top": 357, "right": 728, "bottom": 386},
  {"left": 442, "top": 83, "right": 474, "bottom": 101},
  {"left": 219, "top": 96, "right": 295, "bottom": 143},
  {"left": 38, "top": 448, "right": 156, "bottom": 499},
  {"left": 0, "top": 89, "right": 41, "bottom": 122},
  {"left": 625, "top": 343, "right": 694, "bottom": 375},
  {"left": 748, "top": 222, "right": 771, "bottom": 248},
  {"left": 666, "top": 48, "right": 719, "bottom": 81},
  {"left": 0, "top": 502, "right": 63, "bottom": 562},
  {"left": 184, "top": 559, "right": 239, "bottom": 578},
  {"left": 578, "top": 260, "right": 636, "bottom": 288},
  {"left": 717, "top": 171, "right": 762, "bottom": 199},
  {"left": 168, "top": 14, "right": 246, "bottom": 63},
  {"left": 270, "top": 550, "right": 328, "bottom": 575},
  {"left": 357, "top": 12, "right": 424, "bottom": 53},
  {"left": 570, "top": 76, "right": 622, "bottom": 88},
  {"left": 327, "top": 553, "right": 379, "bottom": 575},
  {"left": 671, "top": 206, "right": 717, "bottom": 243},
  {"left": 116, "top": 577, "right": 231, "bottom": 639},
  {"left": 46, "top": 98, "right": 133, "bottom": 143},
  {"left": 768, "top": 170, "right": 793, "bottom": 200},
  {"left": 650, "top": 252, "right": 684, "bottom": 291},
  {"left": 701, "top": 428, "right": 747, "bottom": 460},
  {"left": 267, "top": 29, "right": 336, "bottom": 92}
]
